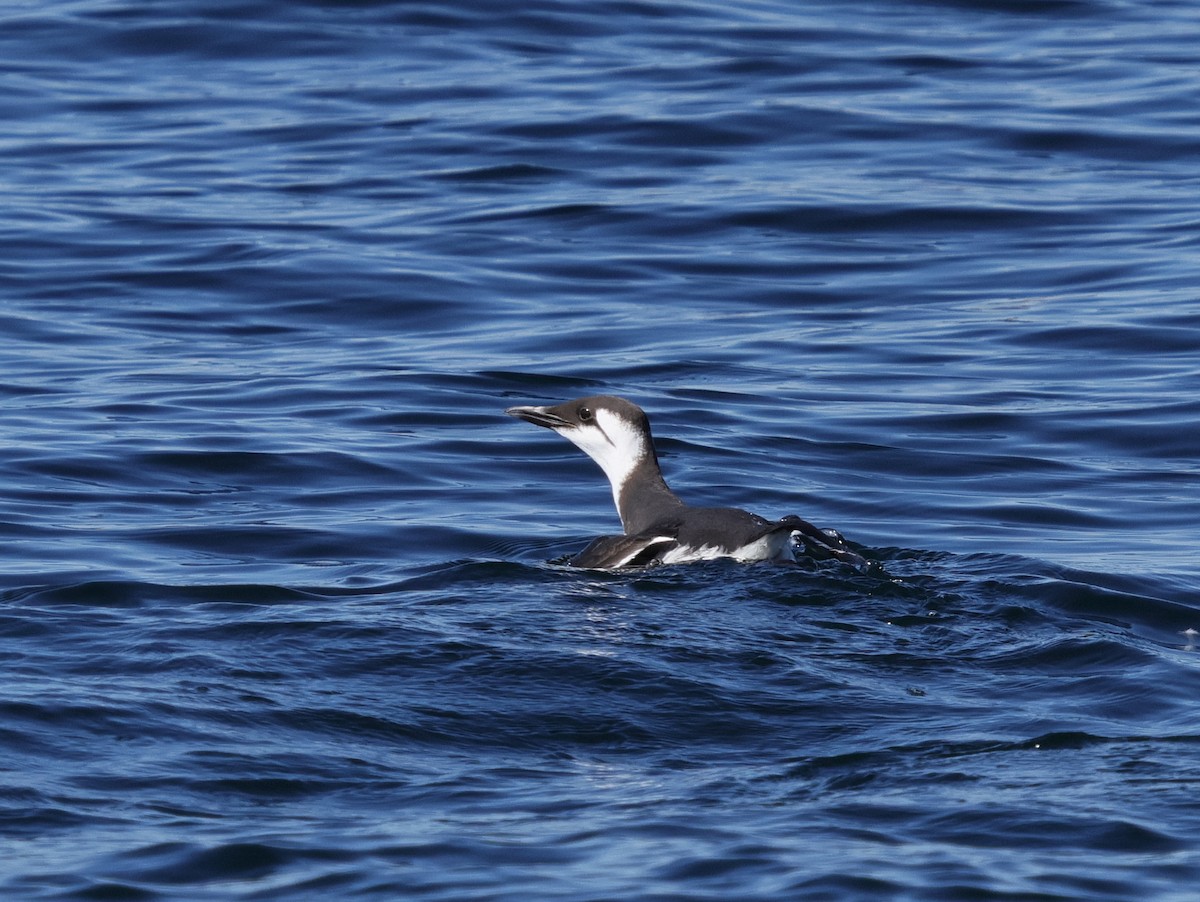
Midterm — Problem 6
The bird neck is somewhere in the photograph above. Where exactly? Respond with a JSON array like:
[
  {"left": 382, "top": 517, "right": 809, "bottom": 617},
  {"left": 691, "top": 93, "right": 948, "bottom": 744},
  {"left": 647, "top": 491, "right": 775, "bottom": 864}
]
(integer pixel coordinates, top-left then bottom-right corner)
[{"left": 613, "top": 453, "right": 685, "bottom": 535}]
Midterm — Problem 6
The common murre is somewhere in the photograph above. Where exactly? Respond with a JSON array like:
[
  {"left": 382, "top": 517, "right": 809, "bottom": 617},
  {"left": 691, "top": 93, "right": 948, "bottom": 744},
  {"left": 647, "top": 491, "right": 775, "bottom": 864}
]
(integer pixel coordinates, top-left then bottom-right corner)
[{"left": 506, "top": 395, "right": 871, "bottom": 570}]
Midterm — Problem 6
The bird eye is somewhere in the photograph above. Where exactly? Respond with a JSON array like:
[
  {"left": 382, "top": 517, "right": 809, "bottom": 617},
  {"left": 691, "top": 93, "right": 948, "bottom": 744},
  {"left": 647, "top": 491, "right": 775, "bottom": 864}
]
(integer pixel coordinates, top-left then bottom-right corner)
[{"left": 578, "top": 406, "right": 593, "bottom": 422}]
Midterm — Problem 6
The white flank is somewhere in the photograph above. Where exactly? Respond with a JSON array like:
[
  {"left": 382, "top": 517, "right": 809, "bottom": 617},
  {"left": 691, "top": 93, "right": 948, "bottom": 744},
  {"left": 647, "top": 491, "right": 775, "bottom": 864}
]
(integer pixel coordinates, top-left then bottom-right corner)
[
  {"left": 658, "top": 543, "right": 727, "bottom": 565},
  {"left": 659, "top": 531, "right": 795, "bottom": 566},
  {"left": 732, "top": 531, "right": 797, "bottom": 563}
]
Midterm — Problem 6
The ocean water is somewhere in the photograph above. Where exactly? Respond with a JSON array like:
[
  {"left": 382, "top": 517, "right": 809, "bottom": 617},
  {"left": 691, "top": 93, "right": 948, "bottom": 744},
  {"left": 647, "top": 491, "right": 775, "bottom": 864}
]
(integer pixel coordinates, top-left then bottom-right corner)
[{"left": 3, "top": 0, "right": 1200, "bottom": 898}]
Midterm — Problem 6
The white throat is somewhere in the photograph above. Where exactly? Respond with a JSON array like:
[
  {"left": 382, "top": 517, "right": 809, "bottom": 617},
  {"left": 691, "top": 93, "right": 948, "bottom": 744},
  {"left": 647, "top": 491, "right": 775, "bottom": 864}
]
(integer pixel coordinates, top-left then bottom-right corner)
[{"left": 557, "top": 408, "right": 648, "bottom": 526}]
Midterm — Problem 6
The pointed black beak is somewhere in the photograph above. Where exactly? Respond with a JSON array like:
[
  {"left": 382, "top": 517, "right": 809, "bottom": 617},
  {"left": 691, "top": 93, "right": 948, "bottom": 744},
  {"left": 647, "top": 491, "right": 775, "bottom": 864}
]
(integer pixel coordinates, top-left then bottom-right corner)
[{"left": 506, "top": 405, "right": 573, "bottom": 430}]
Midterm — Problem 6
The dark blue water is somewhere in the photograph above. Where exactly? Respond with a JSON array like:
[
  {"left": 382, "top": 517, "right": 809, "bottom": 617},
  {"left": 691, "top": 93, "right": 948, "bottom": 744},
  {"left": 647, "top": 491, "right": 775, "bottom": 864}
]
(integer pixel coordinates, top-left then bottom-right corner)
[{"left": 4, "top": 1, "right": 1200, "bottom": 898}]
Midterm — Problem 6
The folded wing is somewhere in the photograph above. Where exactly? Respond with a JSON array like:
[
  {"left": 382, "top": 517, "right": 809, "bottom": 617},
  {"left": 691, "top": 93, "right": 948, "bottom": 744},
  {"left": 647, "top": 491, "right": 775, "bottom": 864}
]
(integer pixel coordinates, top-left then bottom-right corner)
[{"left": 569, "top": 533, "right": 677, "bottom": 569}]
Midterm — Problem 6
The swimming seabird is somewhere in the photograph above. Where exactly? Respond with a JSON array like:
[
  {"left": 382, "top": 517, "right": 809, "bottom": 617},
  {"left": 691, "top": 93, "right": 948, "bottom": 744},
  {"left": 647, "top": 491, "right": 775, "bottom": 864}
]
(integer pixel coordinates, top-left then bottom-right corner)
[{"left": 506, "top": 395, "right": 870, "bottom": 570}]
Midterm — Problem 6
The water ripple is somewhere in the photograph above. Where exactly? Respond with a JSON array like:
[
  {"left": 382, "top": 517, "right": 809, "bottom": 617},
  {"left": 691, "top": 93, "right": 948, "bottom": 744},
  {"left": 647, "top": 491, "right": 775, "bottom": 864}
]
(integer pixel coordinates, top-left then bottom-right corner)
[{"left": 2, "top": 0, "right": 1200, "bottom": 898}]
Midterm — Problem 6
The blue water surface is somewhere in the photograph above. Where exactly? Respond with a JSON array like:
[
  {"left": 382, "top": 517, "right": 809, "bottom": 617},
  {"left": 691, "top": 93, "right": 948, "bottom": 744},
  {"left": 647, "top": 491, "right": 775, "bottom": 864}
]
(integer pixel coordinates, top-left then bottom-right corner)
[{"left": 3, "top": 1, "right": 1200, "bottom": 899}]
